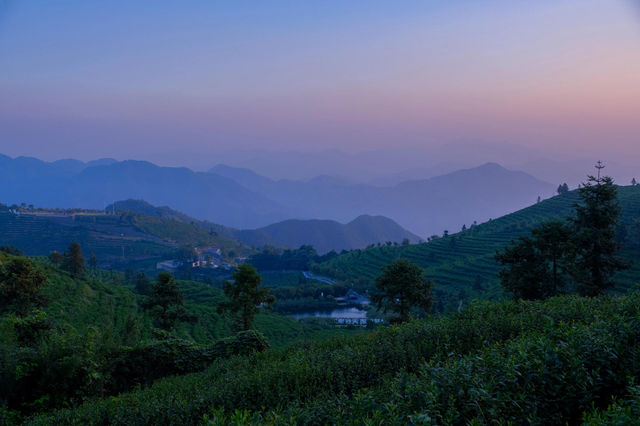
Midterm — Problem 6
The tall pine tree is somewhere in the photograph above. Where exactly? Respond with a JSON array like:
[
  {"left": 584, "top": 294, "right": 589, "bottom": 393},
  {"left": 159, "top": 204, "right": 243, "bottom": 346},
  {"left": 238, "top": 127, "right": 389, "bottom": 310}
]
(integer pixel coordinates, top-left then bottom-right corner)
[{"left": 568, "top": 162, "right": 628, "bottom": 296}]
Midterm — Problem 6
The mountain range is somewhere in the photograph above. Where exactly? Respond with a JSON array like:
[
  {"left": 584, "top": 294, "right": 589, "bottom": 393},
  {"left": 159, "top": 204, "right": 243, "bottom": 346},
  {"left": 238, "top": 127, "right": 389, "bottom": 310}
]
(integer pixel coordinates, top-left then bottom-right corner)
[
  {"left": 210, "top": 162, "right": 555, "bottom": 237},
  {"left": 0, "top": 154, "right": 554, "bottom": 237}
]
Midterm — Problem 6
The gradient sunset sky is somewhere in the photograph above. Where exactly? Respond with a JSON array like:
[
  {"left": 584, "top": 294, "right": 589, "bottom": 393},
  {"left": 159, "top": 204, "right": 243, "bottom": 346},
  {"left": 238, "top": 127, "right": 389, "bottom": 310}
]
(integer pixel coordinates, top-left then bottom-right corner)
[{"left": 1, "top": 0, "right": 639, "bottom": 167}]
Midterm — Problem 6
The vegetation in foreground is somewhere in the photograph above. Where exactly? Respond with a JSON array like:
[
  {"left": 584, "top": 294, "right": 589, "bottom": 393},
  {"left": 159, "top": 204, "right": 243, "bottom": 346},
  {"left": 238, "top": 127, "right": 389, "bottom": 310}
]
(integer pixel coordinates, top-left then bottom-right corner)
[
  {"left": 0, "top": 249, "right": 357, "bottom": 422},
  {"left": 20, "top": 292, "right": 640, "bottom": 425}
]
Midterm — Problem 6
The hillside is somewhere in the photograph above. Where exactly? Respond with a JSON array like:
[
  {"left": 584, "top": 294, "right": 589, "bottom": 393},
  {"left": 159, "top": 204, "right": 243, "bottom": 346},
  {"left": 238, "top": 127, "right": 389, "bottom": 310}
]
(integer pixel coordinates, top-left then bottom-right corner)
[
  {"left": 0, "top": 203, "right": 248, "bottom": 270},
  {"left": 34, "top": 259, "right": 347, "bottom": 347},
  {"left": 230, "top": 215, "right": 421, "bottom": 254},
  {"left": 109, "top": 199, "right": 421, "bottom": 253},
  {"left": 0, "top": 252, "right": 361, "bottom": 418},
  {"left": 0, "top": 210, "right": 173, "bottom": 269},
  {"left": 314, "top": 185, "right": 640, "bottom": 310}
]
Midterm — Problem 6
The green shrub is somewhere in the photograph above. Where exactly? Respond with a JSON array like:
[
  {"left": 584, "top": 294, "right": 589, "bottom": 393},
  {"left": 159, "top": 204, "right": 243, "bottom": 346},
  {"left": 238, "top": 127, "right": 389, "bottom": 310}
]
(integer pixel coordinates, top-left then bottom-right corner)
[
  {"left": 236, "top": 315, "right": 640, "bottom": 424},
  {"left": 106, "top": 330, "right": 269, "bottom": 396},
  {"left": 27, "top": 293, "right": 640, "bottom": 425},
  {"left": 583, "top": 383, "right": 640, "bottom": 425}
]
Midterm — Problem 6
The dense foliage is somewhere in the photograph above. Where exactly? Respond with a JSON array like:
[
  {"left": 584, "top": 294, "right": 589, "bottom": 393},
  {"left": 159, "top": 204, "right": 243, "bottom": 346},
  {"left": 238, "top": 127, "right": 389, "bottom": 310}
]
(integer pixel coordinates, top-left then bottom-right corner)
[
  {"left": 248, "top": 245, "right": 338, "bottom": 271},
  {"left": 569, "top": 173, "right": 629, "bottom": 295},
  {"left": 24, "top": 292, "right": 640, "bottom": 425},
  {"left": 218, "top": 264, "right": 275, "bottom": 330},
  {"left": 0, "top": 257, "right": 47, "bottom": 316},
  {"left": 143, "top": 272, "right": 197, "bottom": 330},
  {"left": 497, "top": 172, "right": 629, "bottom": 300},
  {"left": 0, "top": 253, "right": 354, "bottom": 420},
  {"left": 371, "top": 258, "right": 434, "bottom": 323},
  {"left": 496, "top": 221, "right": 571, "bottom": 299}
]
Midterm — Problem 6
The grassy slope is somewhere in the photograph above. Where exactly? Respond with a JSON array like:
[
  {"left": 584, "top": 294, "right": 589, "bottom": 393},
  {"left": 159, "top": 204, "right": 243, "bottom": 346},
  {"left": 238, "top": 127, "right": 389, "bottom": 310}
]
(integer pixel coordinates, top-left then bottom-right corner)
[
  {"left": 129, "top": 215, "right": 249, "bottom": 255},
  {"left": 0, "top": 213, "right": 174, "bottom": 266},
  {"left": 8, "top": 256, "right": 355, "bottom": 350},
  {"left": 0, "top": 211, "right": 251, "bottom": 270},
  {"left": 314, "top": 185, "right": 640, "bottom": 309}
]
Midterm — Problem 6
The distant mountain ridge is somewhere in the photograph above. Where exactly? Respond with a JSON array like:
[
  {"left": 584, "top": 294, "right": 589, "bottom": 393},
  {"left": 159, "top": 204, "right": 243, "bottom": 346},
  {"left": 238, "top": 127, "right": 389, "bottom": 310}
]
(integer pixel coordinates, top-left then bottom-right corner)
[
  {"left": 211, "top": 161, "right": 555, "bottom": 237},
  {"left": 0, "top": 154, "right": 554, "bottom": 237},
  {"left": 109, "top": 199, "right": 421, "bottom": 253}
]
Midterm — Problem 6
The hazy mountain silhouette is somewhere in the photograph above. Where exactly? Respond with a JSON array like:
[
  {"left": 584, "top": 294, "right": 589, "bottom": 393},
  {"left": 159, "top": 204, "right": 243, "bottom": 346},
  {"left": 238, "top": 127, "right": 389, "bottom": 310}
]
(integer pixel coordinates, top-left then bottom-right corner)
[
  {"left": 0, "top": 154, "right": 553, "bottom": 237},
  {"left": 212, "top": 162, "right": 555, "bottom": 237},
  {"left": 231, "top": 215, "right": 421, "bottom": 254},
  {"left": 108, "top": 199, "right": 419, "bottom": 253},
  {"left": 0, "top": 157, "right": 286, "bottom": 228}
]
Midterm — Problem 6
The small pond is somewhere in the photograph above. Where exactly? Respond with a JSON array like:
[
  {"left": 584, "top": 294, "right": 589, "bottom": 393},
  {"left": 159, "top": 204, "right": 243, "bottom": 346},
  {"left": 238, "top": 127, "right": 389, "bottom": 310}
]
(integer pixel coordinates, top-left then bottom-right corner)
[{"left": 291, "top": 306, "right": 368, "bottom": 320}]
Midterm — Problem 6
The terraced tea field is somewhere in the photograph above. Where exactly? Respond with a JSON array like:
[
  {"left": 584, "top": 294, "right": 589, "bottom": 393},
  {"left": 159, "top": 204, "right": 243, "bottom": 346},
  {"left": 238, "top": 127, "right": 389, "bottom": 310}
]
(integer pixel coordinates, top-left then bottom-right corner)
[{"left": 314, "top": 186, "right": 640, "bottom": 309}]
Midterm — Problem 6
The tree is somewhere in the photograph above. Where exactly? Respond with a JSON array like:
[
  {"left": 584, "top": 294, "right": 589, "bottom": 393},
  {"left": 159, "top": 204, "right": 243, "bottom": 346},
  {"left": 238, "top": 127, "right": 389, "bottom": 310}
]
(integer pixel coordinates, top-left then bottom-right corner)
[
  {"left": 144, "top": 272, "right": 196, "bottom": 330},
  {"left": 88, "top": 253, "right": 98, "bottom": 270},
  {"left": 496, "top": 221, "right": 572, "bottom": 300},
  {"left": 557, "top": 183, "right": 570, "bottom": 195},
  {"left": 371, "top": 259, "right": 434, "bottom": 324},
  {"left": 134, "top": 272, "right": 152, "bottom": 296},
  {"left": 49, "top": 250, "right": 64, "bottom": 265},
  {"left": 0, "top": 257, "right": 48, "bottom": 315},
  {"left": 496, "top": 237, "right": 549, "bottom": 300},
  {"left": 218, "top": 264, "right": 275, "bottom": 331},
  {"left": 0, "top": 245, "right": 23, "bottom": 256},
  {"left": 63, "top": 242, "right": 85, "bottom": 277},
  {"left": 531, "top": 221, "right": 572, "bottom": 294},
  {"left": 568, "top": 163, "right": 628, "bottom": 296}
]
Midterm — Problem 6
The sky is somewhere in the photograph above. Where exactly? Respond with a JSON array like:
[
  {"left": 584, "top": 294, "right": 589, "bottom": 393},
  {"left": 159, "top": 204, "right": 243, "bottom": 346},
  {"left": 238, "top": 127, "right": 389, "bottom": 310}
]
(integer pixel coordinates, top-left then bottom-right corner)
[{"left": 1, "top": 0, "right": 639, "bottom": 170}]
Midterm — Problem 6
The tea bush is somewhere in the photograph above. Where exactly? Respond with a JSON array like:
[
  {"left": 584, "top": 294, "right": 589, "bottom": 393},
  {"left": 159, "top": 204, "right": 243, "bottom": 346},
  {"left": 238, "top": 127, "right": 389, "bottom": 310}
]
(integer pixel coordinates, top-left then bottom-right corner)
[{"left": 27, "top": 293, "right": 640, "bottom": 425}]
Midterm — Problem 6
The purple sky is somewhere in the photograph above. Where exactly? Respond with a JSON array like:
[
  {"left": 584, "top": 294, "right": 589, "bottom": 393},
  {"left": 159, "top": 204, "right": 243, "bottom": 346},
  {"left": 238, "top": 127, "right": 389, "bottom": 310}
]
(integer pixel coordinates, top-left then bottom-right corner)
[{"left": 1, "top": 0, "right": 639, "bottom": 169}]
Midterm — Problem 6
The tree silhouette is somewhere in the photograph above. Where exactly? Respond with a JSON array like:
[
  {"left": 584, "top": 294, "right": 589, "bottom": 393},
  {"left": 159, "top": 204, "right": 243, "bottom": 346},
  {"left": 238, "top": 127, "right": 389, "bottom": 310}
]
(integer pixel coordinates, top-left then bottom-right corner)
[
  {"left": 496, "top": 221, "right": 571, "bottom": 300},
  {"left": 144, "top": 272, "right": 196, "bottom": 330},
  {"left": 134, "top": 272, "right": 152, "bottom": 296},
  {"left": 88, "top": 253, "right": 98, "bottom": 270},
  {"left": 557, "top": 183, "right": 570, "bottom": 195},
  {"left": 0, "top": 257, "right": 48, "bottom": 315},
  {"left": 568, "top": 163, "right": 628, "bottom": 296},
  {"left": 371, "top": 259, "right": 433, "bottom": 324},
  {"left": 218, "top": 264, "right": 275, "bottom": 331},
  {"left": 63, "top": 242, "right": 85, "bottom": 277}
]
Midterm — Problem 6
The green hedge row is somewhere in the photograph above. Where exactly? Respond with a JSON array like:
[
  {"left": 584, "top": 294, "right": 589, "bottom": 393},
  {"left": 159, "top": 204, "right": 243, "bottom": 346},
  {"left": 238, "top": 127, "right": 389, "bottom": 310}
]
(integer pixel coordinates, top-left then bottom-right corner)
[
  {"left": 26, "top": 293, "right": 640, "bottom": 425},
  {"left": 106, "top": 330, "right": 269, "bottom": 395},
  {"left": 258, "top": 314, "right": 640, "bottom": 424}
]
